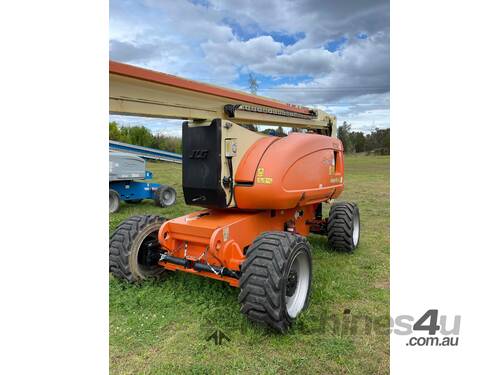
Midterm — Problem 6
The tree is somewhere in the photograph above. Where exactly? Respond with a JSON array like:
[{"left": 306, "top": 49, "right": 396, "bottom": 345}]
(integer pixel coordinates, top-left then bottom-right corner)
[
  {"left": 365, "top": 128, "right": 390, "bottom": 155},
  {"left": 335, "top": 121, "right": 390, "bottom": 154},
  {"left": 351, "top": 131, "right": 366, "bottom": 153},
  {"left": 109, "top": 121, "right": 122, "bottom": 141},
  {"left": 337, "top": 121, "right": 353, "bottom": 152},
  {"left": 109, "top": 122, "right": 182, "bottom": 153},
  {"left": 127, "top": 126, "right": 155, "bottom": 147}
]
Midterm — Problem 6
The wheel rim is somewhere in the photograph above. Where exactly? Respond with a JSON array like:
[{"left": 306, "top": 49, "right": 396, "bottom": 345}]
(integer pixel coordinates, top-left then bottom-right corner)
[
  {"left": 109, "top": 192, "right": 119, "bottom": 212},
  {"left": 352, "top": 211, "right": 360, "bottom": 247},
  {"left": 136, "top": 228, "right": 162, "bottom": 274},
  {"left": 285, "top": 251, "right": 310, "bottom": 318},
  {"left": 161, "top": 188, "right": 175, "bottom": 206}
]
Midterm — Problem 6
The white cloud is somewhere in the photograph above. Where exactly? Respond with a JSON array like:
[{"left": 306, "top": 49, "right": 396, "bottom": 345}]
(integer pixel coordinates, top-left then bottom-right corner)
[
  {"left": 203, "top": 36, "right": 283, "bottom": 64},
  {"left": 254, "top": 32, "right": 389, "bottom": 106},
  {"left": 201, "top": 36, "right": 284, "bottom": 81},
  {"left": 145, "top": 0, "right": 233, "bottom": 43},
  {"left": 109, "top": 0, "right": 390, "bottom": 131},
  {"left": 211, "top": 0, "right": 389, "bottom": 49},
  {"left": 250, "top": 48, "right": 335, "bottom": 76},
  {"left": 340, "top": 108, "right": 389, "bottom": 132},
  {"left": 109, "top": 40, "right": 159, "bottom": 63}
]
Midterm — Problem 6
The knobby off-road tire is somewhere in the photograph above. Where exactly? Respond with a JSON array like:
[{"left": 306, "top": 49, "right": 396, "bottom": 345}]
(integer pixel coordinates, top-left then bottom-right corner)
[
  {"left": 109, "top": 189, "right": 120, "bottom": 213},
  {"left": 239, "top": 231, "right": 312, "bottom": 333},
  {"left": 154, "top": 185, "right": 177, "bottom": 208},
  {"left": 327, "top": 202, "right": 360, "bottom": 252},
  {"left": 109, "top": 215, "right": 167, "bottom": 282}
]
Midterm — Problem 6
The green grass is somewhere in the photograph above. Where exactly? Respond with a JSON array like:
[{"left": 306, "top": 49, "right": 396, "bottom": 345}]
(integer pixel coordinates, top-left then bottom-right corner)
[{"left": 109, "top": 155, "right": 390, "bottom": 375}]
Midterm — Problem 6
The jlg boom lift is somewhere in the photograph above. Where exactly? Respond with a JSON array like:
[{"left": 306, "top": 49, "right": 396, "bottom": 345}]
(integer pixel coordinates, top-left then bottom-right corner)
[{"left": 109, "top": 61, "right": 361, "bottom": 332}]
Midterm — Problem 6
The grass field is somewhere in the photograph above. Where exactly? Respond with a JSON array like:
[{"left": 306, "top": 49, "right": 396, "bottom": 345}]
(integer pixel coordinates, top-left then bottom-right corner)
[{"left": 109, "top": 155, "right": 390, "bottom": 375}]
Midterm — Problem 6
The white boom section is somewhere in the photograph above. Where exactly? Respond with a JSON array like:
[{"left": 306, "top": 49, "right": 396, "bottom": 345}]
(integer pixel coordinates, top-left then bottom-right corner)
[{"left": 110, "top": 61, "right": 336, "bottom": 134}]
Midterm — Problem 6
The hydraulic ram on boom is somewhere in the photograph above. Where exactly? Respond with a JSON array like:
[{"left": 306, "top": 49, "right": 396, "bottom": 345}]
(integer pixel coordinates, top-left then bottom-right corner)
[{"left": 109, "top": 61, "right": 360, "bottom": 333}]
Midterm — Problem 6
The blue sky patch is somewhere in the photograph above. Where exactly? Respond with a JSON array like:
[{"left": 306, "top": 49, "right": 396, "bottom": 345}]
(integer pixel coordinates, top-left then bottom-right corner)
[
  {"left": 325, "top": 36, "right": 348, "bottom": 52},
  {"left": 233, "top": 72, "right": 311, "bottom": 93},
  {"left": 269, "top": 31, "right": 305, "bottom": 46},
  {"left": 222, "top": 17, "right": 263, "bottom": 41},
  {"left": 188, "top": 0, "right": 210, "bottom": 7}
]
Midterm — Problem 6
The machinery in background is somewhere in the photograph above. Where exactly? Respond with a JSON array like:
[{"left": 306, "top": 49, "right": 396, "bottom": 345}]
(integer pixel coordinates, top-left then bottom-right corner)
[
  {"left": 109, "top": 140, "right": 182, "bottom": 163},
  {"left": 109, "top": 151, "right": 176, "bottom": 213}
]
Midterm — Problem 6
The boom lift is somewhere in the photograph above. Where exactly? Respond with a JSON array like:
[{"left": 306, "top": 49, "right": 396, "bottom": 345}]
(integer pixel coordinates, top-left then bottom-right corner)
[{"left": 109, "top": 61, "right": 361, "bottom": 332}]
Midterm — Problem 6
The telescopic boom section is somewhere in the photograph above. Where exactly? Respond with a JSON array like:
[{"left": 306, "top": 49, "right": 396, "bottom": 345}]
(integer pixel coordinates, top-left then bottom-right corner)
[{"left": 109, "top": 61, "right": 336, "bottom": 133}]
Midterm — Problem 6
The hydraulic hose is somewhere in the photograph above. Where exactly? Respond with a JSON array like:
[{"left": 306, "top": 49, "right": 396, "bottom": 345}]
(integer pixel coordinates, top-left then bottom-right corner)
[{"left": 225, "top": 156, "right": 234, "bottom": 207}]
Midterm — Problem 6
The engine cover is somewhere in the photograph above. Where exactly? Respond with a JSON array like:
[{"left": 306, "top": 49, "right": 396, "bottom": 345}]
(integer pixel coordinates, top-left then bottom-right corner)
[{"left": 234, "top": 132, "right": 344, "bottom": 209}]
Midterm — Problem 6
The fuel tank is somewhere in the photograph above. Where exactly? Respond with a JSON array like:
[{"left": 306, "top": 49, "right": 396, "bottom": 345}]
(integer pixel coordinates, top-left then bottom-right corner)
[{"left": 234, "top": 133, "right": 344, "bottom": 210}]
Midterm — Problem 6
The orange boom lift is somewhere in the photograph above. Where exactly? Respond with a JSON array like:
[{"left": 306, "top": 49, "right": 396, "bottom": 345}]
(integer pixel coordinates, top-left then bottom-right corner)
[{"left": 109, "top": 61, "right": 361, "bottom": 332}]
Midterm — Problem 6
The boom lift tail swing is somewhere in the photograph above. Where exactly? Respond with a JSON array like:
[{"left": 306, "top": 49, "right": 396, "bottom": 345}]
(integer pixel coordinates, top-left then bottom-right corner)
[{"left": 109, "top": 61, "right": 361, "bottom": 332}]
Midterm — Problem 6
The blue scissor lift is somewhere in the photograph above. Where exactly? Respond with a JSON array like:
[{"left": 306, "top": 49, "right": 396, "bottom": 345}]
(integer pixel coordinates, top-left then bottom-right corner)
[{"left": 109, "top": 151, "right": 177, "bottom": 213}]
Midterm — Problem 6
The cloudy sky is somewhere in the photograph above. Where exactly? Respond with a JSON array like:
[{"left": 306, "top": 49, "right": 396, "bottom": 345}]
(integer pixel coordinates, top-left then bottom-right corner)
[{"left": 109, "top": 0, "right": 389, "bottom": 136}]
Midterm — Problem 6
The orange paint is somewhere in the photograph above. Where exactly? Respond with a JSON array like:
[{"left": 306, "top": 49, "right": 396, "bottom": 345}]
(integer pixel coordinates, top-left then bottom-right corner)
[
  {"left": 155, "top": 131, "right": 345, "bottom": 287},
  {"left": 235, "top": 132, "right": 344, "bottom": 209},
  {"left": 234, "top": 137, "right": 280, "bottom": 183},
  {"left": 158, "top": 206, "right": 317, "bottom": 287}
]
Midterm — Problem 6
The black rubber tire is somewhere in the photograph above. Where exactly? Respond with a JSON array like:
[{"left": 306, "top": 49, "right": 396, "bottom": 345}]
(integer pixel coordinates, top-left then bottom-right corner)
[
  {"left": 239, "top": 231, "right": 312, "bottom": 333},
  {"left": 327, "top": 202, "right": 360, "bottom": 252},
  {"left": 125, "top": 199, "right": 143, "bottom": 204},
  {"left": 109, "top": 215, "right": 167, "bottom": 282},
  {"left": 109, "top": 189, "right": 120, "bottom": 213},
  {"left": 154, "top": 185, "right": 177, "bottom": 207}
]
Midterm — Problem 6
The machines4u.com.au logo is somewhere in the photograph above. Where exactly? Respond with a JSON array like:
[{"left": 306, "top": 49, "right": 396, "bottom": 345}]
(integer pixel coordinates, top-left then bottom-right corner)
[{"left": 393, "top": 309, "right": 461, "bottom": 347}]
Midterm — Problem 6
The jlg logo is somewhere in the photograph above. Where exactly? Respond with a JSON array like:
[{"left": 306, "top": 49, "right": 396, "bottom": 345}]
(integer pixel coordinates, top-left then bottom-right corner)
[{"left": 189, "top": 149, "right": 209, "bottom": 159}]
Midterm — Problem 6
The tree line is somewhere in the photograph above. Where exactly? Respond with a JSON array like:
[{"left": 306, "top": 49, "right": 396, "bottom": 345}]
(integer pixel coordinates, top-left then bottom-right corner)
[
  {"left": 110, "top": 121, "right": 389, "bottom": 155},
  {"left": 337, "top": 122, "right": 390, "bottom": 155},
  {"left": 109, "top": 122, "right": 182, "bottom": 154}
]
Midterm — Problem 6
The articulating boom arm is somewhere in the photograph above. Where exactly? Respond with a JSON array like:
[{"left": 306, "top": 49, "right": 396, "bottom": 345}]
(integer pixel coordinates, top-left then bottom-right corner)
[{"left": 109, "top": 61, "right": 336, "bottom": 135}]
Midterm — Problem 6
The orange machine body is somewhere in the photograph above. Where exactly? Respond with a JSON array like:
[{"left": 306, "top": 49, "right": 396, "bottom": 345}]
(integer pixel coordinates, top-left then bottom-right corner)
[
  {"left": 235, "top": 132, "right": 344, "bottom": 209},
  {"left": 157, "top": 131, "right": 345, "bottom": 287},
  {"left": 158, "top": 205, "right": 316, "bottom": 287}
]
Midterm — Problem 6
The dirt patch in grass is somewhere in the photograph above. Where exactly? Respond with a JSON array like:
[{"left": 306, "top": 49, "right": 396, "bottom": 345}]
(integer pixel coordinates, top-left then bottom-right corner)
[{"left": 374, "top": 280, "right": 390, "bottom": 289}]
